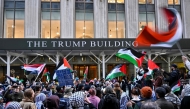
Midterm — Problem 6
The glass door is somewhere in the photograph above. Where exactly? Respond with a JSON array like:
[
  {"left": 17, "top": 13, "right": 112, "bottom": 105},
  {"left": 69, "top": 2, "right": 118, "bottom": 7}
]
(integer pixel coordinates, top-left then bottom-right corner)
[{"left": 73, "top": 65, "right": 97, "bottom": 79}]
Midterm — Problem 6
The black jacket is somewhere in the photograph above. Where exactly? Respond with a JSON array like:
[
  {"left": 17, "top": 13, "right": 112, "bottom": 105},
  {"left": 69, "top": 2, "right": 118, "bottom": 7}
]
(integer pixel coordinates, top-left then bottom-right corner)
[
  {"left": 164, "top": 70, "right": 179, "bottom": 87},
  {"left": 180, "top": 96, "right": 190, "bottom": 109},
  {"left": 98, "top": 93, "right": 120, "bottom": 109}
]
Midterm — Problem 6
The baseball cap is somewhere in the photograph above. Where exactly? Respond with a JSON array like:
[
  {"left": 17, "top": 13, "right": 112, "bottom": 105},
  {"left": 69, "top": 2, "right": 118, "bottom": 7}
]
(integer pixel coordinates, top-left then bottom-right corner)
[{"left": 171, "top": 64, "right": 177, "bottom": 68}]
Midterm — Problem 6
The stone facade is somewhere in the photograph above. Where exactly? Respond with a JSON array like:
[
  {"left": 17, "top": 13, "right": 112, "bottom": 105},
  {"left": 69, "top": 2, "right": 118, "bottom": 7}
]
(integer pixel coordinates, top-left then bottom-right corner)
[
  {"left": 0, "top": 1, "right": 3, "bottom": 38},
  {"left": 60, "top": 0, "right": 75, "bottom": 38},
  {"left": 125, "top": 0, "right": 139, "bottom": 38},
  {"left": 181, "top": 0, "right": 190, "bottom": 38},
  {"left": 94, "top": 0, "right": 108, "bottom": 38},
  {"left": 25, "top": 0, "right": 41, "bottom": 38}
]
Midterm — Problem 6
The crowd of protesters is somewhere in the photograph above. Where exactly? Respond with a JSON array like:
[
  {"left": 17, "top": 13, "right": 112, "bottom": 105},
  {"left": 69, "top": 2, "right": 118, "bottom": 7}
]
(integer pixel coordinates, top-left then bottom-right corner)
[{"left": 0, "top": 56, "right": 189, "bottom": 109}]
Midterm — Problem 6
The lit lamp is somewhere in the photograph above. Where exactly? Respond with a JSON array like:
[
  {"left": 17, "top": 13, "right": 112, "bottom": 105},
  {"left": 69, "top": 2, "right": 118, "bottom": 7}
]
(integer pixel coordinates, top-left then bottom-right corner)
[
  {"left": 109, "top": 29, "right": 112, "bottom": 37},
  {"left": 47, "top": 32, "right": 50, "bottom": 38},
  {"left": 139, "top": 25, "right": 145, "bottom": 31},
  {"left": 56, "top": 27, "right": 59, "bottom": 35}
]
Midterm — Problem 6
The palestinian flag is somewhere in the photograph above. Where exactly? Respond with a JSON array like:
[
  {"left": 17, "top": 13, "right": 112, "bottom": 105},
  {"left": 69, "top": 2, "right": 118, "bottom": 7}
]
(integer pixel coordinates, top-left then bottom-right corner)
[
  {"left": 116, "top": 48, "right": 145, "bottom": 67},
  {"left": 146, "top": 60, "right": 159, "bottom": 75},
  {"left": 84, "top": 66, "right": 88, "bottom": 78},
  {"left": 53, "top": 58, "right": 72, "bottom": 80},
  {"left": 44, "top": 72, "right": 50, "bottom": 82},
  {"left": 42, "top": 67, "right": 49, "bottom": 76},
  {"left": 135, "top": 8, "right": 182, "bottom": 47},
  {"left": 106, "top": 64, "right": 126, "bottom": 80},
  {"left": 42, "top": 68, "right": 50, "bottom": 82},
  {"left": 171, "top": 80, "right": 180, "bottom": 93}
]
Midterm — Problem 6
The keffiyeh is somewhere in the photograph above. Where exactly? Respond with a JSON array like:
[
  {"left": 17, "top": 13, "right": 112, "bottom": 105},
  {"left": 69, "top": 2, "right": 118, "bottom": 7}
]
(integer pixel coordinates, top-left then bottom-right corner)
[
  {"left": 35, "top": 93, "right": 46, "bottom": 109},
  {"left": 5, "top": 101, "right": 21, "bottom": 109}
]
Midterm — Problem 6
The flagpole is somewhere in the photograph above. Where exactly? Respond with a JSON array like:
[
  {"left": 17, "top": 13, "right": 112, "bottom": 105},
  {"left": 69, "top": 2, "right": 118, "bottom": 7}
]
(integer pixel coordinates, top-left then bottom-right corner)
[
  {"left": 176, "top": 42, "right": 184, "bottom": 56},
  {"left": 34, "top": 74, "right": 40, "bottom": 82}
]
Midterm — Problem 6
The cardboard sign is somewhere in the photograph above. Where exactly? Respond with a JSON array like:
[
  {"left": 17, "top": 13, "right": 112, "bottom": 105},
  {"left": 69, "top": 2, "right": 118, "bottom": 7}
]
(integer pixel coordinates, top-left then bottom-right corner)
[{"left": 56, "top": 69, "right": 73, "bottom": 86}]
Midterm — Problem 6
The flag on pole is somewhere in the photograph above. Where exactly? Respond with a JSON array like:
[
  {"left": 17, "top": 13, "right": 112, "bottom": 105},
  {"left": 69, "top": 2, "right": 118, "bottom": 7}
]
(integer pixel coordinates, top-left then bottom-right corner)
[
  {"left": 144, "top": 60, "right": 159, "bottom": 79},
  {"left": 53, "top": 58, "right": 72, "bottom": 80},
  {"left": 84, "top": 66, "right": 88, "bottom": 78},
  {"left": 106, "top": 64, "right": 126, "bottom": 80},
  {"left": 44, "top": 73, "right": 50, "bottom": 82},
  {"left": 135, "top": 8, "right": 182, "bottom": 47},
  {"left": 116, "top": 48, "right": 145, "bottom": 67},
  {"left": 171, "top": 80, "right": 180, "bottom": 93},
  {"left": 42, "top": 67, "right": 49, "bottom": 77},
  {"left": 139, "top": 51, "right": 146, "bottom": 67},
  {"left": 42, "top": 67, "right": 50, "bottom": 82},
  {"left": 146, "top": 60, "right": 159, "bottom": 75},
  {"left": 22, "top": 64, "right": 46, "bottom": 75}
]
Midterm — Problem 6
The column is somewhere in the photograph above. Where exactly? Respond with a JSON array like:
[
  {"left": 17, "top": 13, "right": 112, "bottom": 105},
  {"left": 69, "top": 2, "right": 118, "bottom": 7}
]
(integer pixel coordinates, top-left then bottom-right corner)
[
  {"left": 94, "top": 0, "right": 108, "bottom": 38},
  {"left": 25, "top": 58, "right": 29, "bottom": 64},
  {"left": 0, "top": 0, "right": 4, "bottom": 38},
  {"left": 7, "top": 52, "right": 11, "bottom": 83},
  {"left": 148, "top": 54, "right": 151, "bottom": 60},
  {"left": 181, "top": 0, "right": 190, "bottom": 38},
  {"left": 125, "top": 0, "right": 139, "bottom": 38},
  {"left": 155, "top": 0, "right": 168, "bottom": 32},
  {"left": 56, "top": 54, "right": 60, "bottom": 66},
  {"left": 98, "top": 63, "right": 100, "bottom": 79},
  {"left": 167, "top": 57, "right": 171, "bottom": 72},
  {"left": 60, "top": 0, "right": 75, "bottom": 38},
  {"left": 25, "top": 0, "right": 41, "bottom": 38},
  {"left": 102, "top": 54, "right": 105, "bottom": 79}
]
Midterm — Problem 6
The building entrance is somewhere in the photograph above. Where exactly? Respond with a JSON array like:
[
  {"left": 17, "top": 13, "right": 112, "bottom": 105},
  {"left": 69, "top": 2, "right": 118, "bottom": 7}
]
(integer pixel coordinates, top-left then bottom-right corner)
[{"left": 73, "top": 65, "right": 97, "bottom": 79}]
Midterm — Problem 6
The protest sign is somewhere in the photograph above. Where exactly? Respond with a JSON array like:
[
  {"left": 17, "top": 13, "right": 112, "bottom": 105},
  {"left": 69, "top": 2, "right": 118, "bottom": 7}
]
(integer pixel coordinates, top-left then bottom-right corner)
[{"left": 56, "top": 69, "right": 73, "bottom": 86}]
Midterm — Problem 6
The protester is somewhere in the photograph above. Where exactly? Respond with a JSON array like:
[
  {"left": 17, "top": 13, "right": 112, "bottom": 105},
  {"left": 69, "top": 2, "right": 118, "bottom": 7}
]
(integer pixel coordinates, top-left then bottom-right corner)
[
  {"left": 98, "top": 86, "right": 120, "bottom": 109},
  {"left": 88, "top": 88, "right": 100, "bottom": 109},
  {"left": 35, "top": 93, "right": 46, "bottom": 109},
  {"left": 5, "top": 101, "right": 21, "bottom": 109},
  {"left": 155, "top": 87, "right": 174, "bottom": 109},
  {"left": 140, "top": 101, "right": 160, "bottom": 109},
  {"left": 127, "top": 86, "right": 153, "bottom": 109},
  {"left": 43, "top": 95, "right": 59, "bottom": 109},
  {"left": 20, "top": 88, "right": 36, "bottom": 109},
  {"left": 180, "top": 84, "right": 190, "bottom": 109},
  {"left": 162, "top": 64, "right": 180, "bottom": 88},
  {"left": 1, "top": 55, "right": 190, "bottom": 109},
  {"left": 162, "top": 85, "right": 181, "bottom": 109}
]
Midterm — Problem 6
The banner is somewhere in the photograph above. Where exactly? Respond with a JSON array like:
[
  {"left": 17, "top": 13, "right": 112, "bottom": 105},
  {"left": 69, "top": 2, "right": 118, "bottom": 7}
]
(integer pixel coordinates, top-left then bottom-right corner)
[{"left": 56, "top": 69, "right": 73, "bottom": 86}]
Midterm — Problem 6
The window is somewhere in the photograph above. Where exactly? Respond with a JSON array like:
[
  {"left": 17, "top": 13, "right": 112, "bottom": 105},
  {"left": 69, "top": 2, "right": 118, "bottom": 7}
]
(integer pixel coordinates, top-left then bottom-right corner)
[
  {"left": 168, "top": 0, "right": 181, "bottom": 12},
  {"left": 75, "top": 0, "right": 94, "bottom": 38},
  {"left": 139, "top": 0, "right": 155, "bottom": 31},
  {"left": 108, "top": 0, "right": 125, "bottom": 38},
  {"left": 108, "top": 0, "right": 124, "bottom": 3},
  {"left": 42, "top": 0, "right": 60, "bottom": 1},
  {"left": 139, "top": 0, "right": 154, "bottom": 4},
  {"left": 4, "top": 0, "right": 25, "bottom": 38},
  {"left": 139, "top": 12, "right": 155, "bottom": 31},
  {"left": 41, "top": 0, "right": 60, "bottom": 38},
  {"left": 168, "top": 0, "right": 180, "bottom": 5}
]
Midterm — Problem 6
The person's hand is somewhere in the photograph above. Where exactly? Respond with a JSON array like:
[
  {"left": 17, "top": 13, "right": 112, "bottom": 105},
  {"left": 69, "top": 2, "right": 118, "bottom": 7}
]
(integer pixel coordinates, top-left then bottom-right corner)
[
  {"left": 161, "top": 69, "right": 164, "bottom": 72},
  {"left": 126, "top": 101, "right": 133, "bottom": 107},
  {"left": 182, "top": 56, "right": 187, "bottom": 62},
  {"left": 84, "top": 97, "right": 91, "bottom": 104}
]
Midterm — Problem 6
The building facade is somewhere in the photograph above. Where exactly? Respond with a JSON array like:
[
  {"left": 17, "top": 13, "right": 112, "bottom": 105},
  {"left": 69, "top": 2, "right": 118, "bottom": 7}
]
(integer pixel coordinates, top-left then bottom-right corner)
[{"left": 0, "top": 0, "right": 189, "bottom": 81}]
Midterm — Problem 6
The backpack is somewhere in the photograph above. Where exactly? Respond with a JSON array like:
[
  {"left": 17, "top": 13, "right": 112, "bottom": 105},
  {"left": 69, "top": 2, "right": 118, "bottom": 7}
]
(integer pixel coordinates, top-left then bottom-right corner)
[{"left": 59, "top": 98, "right": 70, "bottom": 109}]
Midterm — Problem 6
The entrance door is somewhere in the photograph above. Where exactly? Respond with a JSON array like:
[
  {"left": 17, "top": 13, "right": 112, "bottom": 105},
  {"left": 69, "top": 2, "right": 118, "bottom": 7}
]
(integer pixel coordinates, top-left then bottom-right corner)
[{"left": 73, "top": 65, "right": 97, "bottom": 79}]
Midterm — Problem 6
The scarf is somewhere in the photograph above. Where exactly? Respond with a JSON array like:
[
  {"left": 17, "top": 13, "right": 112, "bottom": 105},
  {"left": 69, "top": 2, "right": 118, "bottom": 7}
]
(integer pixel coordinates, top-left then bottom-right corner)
[{"left": 35, "top": 93, "right": 46, "bottom": 109}]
